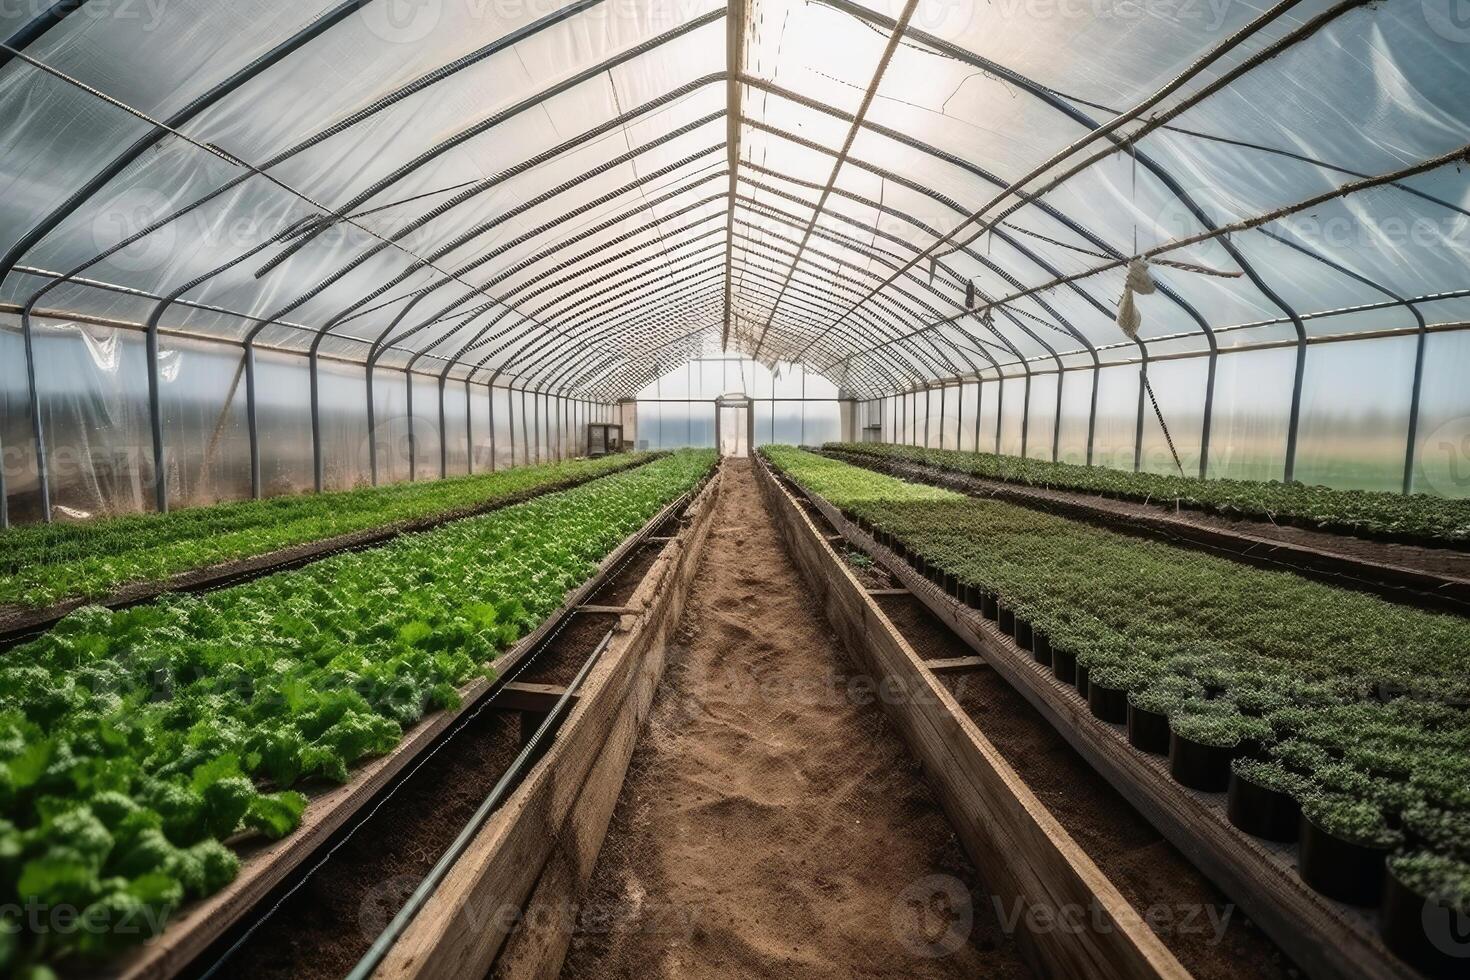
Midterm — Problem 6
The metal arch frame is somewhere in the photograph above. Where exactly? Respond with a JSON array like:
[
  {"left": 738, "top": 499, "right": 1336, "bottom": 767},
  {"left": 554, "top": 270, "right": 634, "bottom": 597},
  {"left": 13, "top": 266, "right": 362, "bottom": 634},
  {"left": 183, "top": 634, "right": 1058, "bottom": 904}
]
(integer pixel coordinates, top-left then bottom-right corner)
[
  {"left": 259, "top": 8, "right": 728, "bottom": 273},
  {"left": 3, "top": 0, "right": 623, "bottom": 519},
  {"left": 728, "top": 188, "right": 996, "bottom": 389},
  {"left": 735, "top": 85, "right": 1220, "bottom": 472},
  {"left": 428, "top": 219, "right": 732, "bottom": 392},
  {"left": 747, "top": 0, "right": 921, "bottom": 360},
  {"left": 801, "top": 0, "right": 1366, "bottom": 482},
  {"left": 734, "top": 169, "right": 1077, "bottom": 457},
  {"left": 359, "top": 178, "right": 729, "bottom": 483},
  {"left": 1254, "top": 227, "right": 1429, "bottom": 494},
  {"left": 3, "top": 0, "right": 1460, "bottom": 523},
  {"left": 358, "top": 178, "right": 730, "bottom": 379},
  {"left": 7, "top": 2, "right": 717, "bottom": 516},
  {"left": 727, "top": 236, "right": 955, "bottom": 386}
]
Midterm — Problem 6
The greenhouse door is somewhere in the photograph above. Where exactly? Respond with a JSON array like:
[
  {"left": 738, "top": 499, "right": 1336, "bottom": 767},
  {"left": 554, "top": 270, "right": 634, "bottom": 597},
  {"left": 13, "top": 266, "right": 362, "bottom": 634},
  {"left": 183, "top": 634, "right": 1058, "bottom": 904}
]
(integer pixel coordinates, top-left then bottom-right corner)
[{"left": 717, "top": 395, "right": 753, "bottom": 457}]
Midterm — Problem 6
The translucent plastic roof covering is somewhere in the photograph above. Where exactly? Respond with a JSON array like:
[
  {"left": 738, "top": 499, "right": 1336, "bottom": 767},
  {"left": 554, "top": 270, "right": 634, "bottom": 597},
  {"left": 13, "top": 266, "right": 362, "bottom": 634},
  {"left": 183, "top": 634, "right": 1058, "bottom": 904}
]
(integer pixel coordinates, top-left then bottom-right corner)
[{"left": 1, "top": 0, "right": 1468, "bottom": 400}]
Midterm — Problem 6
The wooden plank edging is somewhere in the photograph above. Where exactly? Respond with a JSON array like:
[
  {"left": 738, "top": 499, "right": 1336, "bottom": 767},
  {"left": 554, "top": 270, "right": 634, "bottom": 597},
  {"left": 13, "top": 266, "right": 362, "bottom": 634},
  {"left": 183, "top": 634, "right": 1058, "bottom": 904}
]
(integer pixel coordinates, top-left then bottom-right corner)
[
  {"left": 368, "top": 465, "right": 724, "bottom": 980},
  {"left": 754, "top": 456, "right": 1192, "bottom": 980},
  {"left": 108, "top": 471, "right": 701, "bottom": 980},
  {"left": 790, "top": 466, "right": 1420, "bottom": 980}
]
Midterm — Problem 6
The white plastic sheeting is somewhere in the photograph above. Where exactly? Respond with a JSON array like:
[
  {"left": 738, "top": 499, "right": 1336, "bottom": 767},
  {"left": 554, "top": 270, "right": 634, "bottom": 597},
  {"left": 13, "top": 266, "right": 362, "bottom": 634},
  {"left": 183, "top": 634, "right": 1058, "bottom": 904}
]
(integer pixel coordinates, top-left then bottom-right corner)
[{"left": 2, "top": 0, "right": 1469, "bottom": 524}]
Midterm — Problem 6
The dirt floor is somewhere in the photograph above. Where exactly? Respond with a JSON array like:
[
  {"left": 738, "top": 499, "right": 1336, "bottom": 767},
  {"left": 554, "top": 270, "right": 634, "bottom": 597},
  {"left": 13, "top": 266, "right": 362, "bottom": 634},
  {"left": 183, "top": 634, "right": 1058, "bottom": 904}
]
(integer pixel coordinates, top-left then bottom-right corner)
[
  {"left": 874, "top": 595, "right": 1298, "bottom": 980},
  {"left": 559, "top": 458, "right": 1032, "bottom": 980}
]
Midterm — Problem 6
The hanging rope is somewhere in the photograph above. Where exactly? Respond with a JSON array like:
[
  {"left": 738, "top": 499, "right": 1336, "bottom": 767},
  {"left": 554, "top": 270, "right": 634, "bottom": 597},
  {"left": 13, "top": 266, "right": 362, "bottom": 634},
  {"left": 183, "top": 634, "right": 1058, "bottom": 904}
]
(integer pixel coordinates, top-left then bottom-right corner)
[{"left": 1143, "top": 371, "right": 1186, "bottom": 477}]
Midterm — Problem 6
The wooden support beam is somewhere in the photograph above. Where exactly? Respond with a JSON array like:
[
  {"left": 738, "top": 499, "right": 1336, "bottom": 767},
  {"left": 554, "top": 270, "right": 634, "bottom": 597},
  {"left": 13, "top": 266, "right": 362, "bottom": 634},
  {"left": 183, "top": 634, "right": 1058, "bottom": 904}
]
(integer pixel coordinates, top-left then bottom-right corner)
[
  {"left": 864, "top": 587, "right": 909, "bottom": 596},
  {"left": 494, "top": 682, "right": 574, "bottom": 715},
  {"left": 923, "top": 655, "right": 987, "bottom": 674},
  {"left": 576, "top": 604, "right": 640, "bottom": 616}
]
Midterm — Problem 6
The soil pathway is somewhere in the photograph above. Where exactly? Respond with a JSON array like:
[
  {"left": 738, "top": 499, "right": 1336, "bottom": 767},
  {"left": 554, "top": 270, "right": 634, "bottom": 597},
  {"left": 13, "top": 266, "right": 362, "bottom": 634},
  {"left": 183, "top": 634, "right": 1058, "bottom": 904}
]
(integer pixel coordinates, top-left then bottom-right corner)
[{"left": 559, "top": 458, "right": 1031, "bottom": 979}]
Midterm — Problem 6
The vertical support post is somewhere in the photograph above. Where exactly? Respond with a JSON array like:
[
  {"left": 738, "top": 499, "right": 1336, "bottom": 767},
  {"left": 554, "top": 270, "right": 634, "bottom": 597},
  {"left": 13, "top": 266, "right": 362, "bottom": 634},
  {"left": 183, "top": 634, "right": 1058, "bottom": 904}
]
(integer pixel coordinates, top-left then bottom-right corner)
[
  {"left": 489, "top": 382, "right": 499, "bottom": 472},
  {"left": 406, "top": 371, "right": 417, "bottom": 482},
  {"left": 1019, "top": 372, "right": 1032, "bottom": 460},
  {"left": 366, "top": 360, "right": 378, "bottom": 486},
  {"left": 1086, "top": 364, "right": 1099, "bottom": 467},
  {"left": 955, "top": 384, "right": 963, "bottom": 451},
  {"left": 465, "top": 379, "right": 474, "bottom": 476},
  {"left": 1052, "top": 367, "right": 1063, "bottom": 463},
  {"left": 145, "top": 320, "right": 168, "bottom": 514},
  {"left": 1133, "top": 363, "right": 1147, "bottom": 473},
  {"left": 20, "top": 309, "right": 52, "bottom": 522},
  {"left": 1285, "top": 342, "right": 1306, "bottom": 483},
  {"left": 799, "top": 368, "right": 807, "bottom": 447},
  {"left": 1402, "top": 314, "right": 1428, "bottom": 495},
  {"left": 973, "top": 379, "right": 983, "bottom": 452},
  {"left": 1, "top": 428, "right": 8, "bottom": 529},
  {"left": 533, "top": 390, "right": 541, "bottom": 464},
  {"left": 309, "top": 349, "right": 324, "bottom": 492},
  {"left": 994, "top": 375, "right": 1004, "bottom": 454},
  {"left": 438, "top": 375, "right": 448, "bottom": 479},
  {"left": 939, "top": 384, "right": 947, "bottom": 451},
  {"left": 246, "top": 341, "right": 262, "bottom": 499},
  {"left": 1199, "top": 353, "right": 1217, "bottom": 480}
]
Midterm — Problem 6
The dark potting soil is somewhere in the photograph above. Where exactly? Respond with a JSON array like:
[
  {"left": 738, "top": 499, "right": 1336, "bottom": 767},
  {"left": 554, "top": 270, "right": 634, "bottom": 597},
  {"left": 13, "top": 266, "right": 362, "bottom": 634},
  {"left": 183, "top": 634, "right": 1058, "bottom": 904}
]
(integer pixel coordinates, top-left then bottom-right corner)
[
  {"left": 517, "top": 610, "right": 621, "bottom": 687},
  {"left": 587, "top": 539, "right": 667, "bottom": 607},
  {"left": 208, "top": 709, "right": 522, "bottom": 980},
  {"left": 874, "top": 593, "right": 1299, "bottom": 980}
]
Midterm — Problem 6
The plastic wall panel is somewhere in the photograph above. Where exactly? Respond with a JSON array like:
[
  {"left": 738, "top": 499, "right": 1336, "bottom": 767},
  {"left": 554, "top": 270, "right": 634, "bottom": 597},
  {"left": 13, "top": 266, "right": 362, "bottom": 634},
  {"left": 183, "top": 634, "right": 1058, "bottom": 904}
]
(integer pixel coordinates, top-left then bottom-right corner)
[
  {"left": 1412, "top": 331, "right": 1470, "bottom": 499},
  {"left": 1206, "top": 348, "right": 1296, "bottom": 482},
  {"left": 1295, "top": 337, "right": 1415, "bottom": 492},
  {"left": 0, "top": 322, "right": 37, "bottom": 522},
  {"left": 410, "top": 378, "right": 442, "bottom": 481},
  {"left": 1091, "top": 365, "right": 1139, "bottom": 471},
  {"left": 33, "top": 321, "right": 152, "bottom": 520},
  {"left": 1056, "top": 368, "right": 1095, "bottom": 466},
  {"left": 159, "top": 337, "right": 250, "bottom": 508},
  {"left": 370, "top": 367, "right": 412, "bottom": 484},
  {"left": 1138, "top": 358, "right": 1208, "bottom": 478},
  {"left": 317, "top": 360, "right": 371, "bottom": 492},
  {"left": 801, "top": 402, "right": 841, "bottom": 447},
  {"left": 252, "top": 351, "right": 313, "bottom": 498},
  {"left": 1026, "top": 374, "right": 1059, "bottom": 461},
  {"left": 441, "top": 382, "right": 471, "bottom": 477},
  {"left": 980, "top": 380, "right": 1001, "bottom": 453},
  {"left": 999, "top": 377, "right": 1027, "bottom": 457}
]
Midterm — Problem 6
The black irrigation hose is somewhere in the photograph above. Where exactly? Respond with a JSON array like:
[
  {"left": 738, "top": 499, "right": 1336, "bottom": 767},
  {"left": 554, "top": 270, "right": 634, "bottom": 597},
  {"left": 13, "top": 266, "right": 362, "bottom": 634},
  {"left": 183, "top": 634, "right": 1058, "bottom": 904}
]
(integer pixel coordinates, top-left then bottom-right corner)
[
  {"left": 344, "top": 628, "right": 616, "bottom": 980},
  {"left": 195, "top": 483, "right": 696, "bottom": 978}
]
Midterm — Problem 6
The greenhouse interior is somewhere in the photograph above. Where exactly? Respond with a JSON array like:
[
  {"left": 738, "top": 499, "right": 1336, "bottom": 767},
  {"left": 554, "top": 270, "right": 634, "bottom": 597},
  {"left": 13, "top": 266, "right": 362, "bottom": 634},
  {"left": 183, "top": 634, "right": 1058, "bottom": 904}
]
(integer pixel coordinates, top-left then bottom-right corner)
[{"left": 2, "top": 0, "right": 1469, "bottom": 978}]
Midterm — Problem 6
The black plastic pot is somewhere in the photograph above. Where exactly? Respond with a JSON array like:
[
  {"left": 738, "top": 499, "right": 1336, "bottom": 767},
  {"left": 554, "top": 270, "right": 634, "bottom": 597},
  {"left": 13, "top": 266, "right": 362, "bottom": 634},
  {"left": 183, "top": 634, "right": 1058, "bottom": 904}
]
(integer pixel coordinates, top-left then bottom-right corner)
[
  {"left": 1168, "top": 730, "right": 1234, "bottom": 792},
  {"left": 1127, "top": 704, "right": 1171, "bottom": 755},
  {"left": 981, "top": 594, "right": 998, "bottom": 620},
  {"left": 914, "top": 555, "right": 928, "bottom": 577},
  {"left": 1088, "top": 681, "right": 1129, "bottom": 724},
  {"left": 1299, "top": 813, "right": 1391, "bottom": 906},
  {"left": 1226, "top": 772, "right": 1301, "bottom": 843},
  {"left": 945, "top": 572, "right": 961, "bottom": 598},
  {"left": 1381, "top": 862, "right": 1470, "bottom": 977},
  {"left": 1014, "top": 619, "right": 1034, "bottom": 652},
  {"left": 1031, "top": 630, "right": 1053, "bottom": 666},
  {"left": 1052, "top": 647, "right": 1077, "bottom": 685},
  {"left": 1074, "top": 664, "right": 1089, "bottom": 698},
  {"left": 997, "top": 606, "right": 1015, "bottom": 635},
  {"left": 963, "top": 584, "right": 983, "bottom": 609}
]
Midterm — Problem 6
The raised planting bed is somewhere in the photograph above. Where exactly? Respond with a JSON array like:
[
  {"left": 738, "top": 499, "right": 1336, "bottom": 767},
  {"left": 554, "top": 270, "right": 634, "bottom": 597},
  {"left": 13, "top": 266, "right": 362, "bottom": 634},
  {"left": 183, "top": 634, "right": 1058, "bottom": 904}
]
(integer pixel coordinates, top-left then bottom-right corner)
[
  {"left": 357, "top": 461, "right": 722, "bottom": 980},
  {"left": 826, "top": 442, "right": 1470, "bottom": 549},
  {"left": 0, "top": 451, "right": 717, "bottom": 980},
  {"left": 0, "top": 453, "right": 657, "bottom": 641},
  {"left": 822, "top": 446, "right": 1470, "bottom": 616},
  {"left": 763, "top": 446, "right": 1470, "bottom": 980},
  {"left": 755, "top": 452, "right": 1190, "bottom": 980}
]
